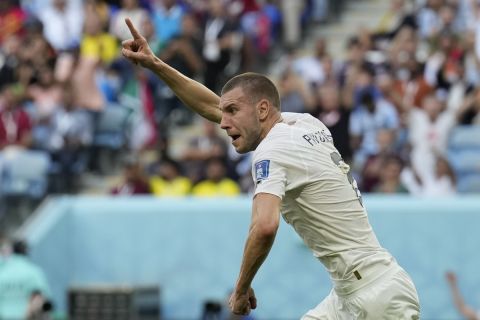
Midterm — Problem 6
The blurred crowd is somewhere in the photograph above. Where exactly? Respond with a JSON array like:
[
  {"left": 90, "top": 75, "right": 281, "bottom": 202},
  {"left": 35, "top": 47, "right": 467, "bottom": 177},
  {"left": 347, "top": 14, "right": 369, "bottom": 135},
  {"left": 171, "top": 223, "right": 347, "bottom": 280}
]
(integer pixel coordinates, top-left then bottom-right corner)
[
  {"left": 0, "top": 0, "right": 332, "bottom": 202},
  {"left": 0, "top": 0, "right": 479, "bottom": 207},
  {"left": 111, "top": 0, "right": 480, "bottom": 199}
]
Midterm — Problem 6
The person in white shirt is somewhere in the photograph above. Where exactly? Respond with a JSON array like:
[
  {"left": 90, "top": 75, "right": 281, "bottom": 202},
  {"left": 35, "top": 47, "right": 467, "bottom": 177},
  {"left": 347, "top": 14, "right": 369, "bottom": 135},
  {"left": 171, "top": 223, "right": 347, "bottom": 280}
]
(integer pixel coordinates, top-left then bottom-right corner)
[
  {"left": 121, "top": 18, "right": 420, "bottom": 319},
  {"left": 38, "top": 0, "right": 84, "bottom": 51}
]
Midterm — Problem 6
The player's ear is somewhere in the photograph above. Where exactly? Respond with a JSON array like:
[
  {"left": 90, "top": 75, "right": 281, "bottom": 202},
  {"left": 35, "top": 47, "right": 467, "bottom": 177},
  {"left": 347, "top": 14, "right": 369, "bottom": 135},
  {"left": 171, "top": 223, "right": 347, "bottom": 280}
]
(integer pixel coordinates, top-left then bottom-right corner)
[{"left": 257, "top": 99, "right": 269, "bottom": 121}]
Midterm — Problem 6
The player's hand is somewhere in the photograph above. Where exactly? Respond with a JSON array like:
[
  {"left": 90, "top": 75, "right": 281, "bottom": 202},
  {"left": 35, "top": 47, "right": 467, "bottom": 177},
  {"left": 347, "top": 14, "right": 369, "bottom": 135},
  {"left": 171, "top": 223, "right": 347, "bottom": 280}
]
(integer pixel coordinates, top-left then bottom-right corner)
[
  {"left": 229, "top": 287, "right": 257, "bottom": 315},
  {"left": 122, "top": 18, "right": 156, "bottom": 69},
  {"left": 446, "top": 271, "right": 457, "bottom": 285}
]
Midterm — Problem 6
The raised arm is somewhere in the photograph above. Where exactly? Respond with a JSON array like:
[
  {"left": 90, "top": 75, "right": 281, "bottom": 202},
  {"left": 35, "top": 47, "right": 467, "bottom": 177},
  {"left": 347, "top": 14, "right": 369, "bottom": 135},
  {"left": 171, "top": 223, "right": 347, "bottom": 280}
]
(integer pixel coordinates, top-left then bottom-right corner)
[
  {"left": 121, "top": 18, "right": 221, "bottom": 123},
  {"left": 446, "top": 271, "right": 479, "bottom": 320}
]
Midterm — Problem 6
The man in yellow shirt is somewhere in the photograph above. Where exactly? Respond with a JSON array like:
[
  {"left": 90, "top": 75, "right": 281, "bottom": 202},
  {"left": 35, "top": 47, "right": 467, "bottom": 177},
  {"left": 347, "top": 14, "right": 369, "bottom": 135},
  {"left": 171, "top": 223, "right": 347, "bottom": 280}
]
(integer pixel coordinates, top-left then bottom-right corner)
[
  {"left": 192, "top": 158, "right": 240, "bottom": 197},
  {"left": 150, "top": 159, "right": 192, "bottom": 197}
]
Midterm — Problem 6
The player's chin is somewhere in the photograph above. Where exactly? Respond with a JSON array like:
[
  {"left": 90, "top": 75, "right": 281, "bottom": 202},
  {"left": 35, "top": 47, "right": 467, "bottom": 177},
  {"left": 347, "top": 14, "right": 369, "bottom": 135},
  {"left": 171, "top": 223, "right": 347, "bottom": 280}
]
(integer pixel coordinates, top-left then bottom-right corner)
[{"left": 234, "top": 145, "right": 250, "bottom": 154}]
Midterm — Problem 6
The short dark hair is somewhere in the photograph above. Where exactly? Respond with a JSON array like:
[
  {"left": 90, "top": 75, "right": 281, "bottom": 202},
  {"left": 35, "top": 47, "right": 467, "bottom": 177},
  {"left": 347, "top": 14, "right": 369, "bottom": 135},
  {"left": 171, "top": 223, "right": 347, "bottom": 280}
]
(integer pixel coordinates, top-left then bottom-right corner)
[{"left": 221, "top": 72, "right": 281, "bottom": 110}]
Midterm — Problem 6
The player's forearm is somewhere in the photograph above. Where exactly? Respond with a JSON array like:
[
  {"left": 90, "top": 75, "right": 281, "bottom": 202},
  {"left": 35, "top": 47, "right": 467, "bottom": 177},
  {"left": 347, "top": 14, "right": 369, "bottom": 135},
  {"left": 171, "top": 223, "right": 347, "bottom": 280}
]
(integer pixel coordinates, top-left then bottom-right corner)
[
  {"left": 234, "top": 226, "right": 276, "bottom": 294},
  {"left": 449, "top": 285, "right": 478, "bottom": 319},
  {"left": 150, "top": 57, "right": 221, "bottom": 123}
]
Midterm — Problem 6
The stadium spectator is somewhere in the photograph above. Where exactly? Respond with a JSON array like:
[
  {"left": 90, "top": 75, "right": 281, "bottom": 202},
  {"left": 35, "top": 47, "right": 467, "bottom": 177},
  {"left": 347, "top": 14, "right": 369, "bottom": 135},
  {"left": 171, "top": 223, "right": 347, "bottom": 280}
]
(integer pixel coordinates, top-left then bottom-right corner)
[
  {"left": 149, "top": 158, "right": 192, "bottom": 196},
  {"left": 26, "top": 65, "right": 63, "bottom": 120},
  {"left": 152, "top": 0, "right": 184, "bottom": 48},
  {"left": 0, "top": 85, "right": 32, "bottom": 149},
  {"left": 445, "top": 271, "right": 480, "bottom": 320},
  {"left": 191, "top": 158, "right": 240, "bottom": 197},
  {"left": 375, "top": 0, "right": 417, "bottom": 40},
  {"left": 181, "top": 119, "right": 228, "bottom": 183},
  {"left": 291, "top": 37, "right": 328, "bottom": 88},
  {"left": 0, "top": 236, "right": 51, "bottom": 320},
  {"left": 361, "top": 129, "right": 396, "bottom": 192},
  {"left": 408, "top": 93, "right": 457, "bottom": 181},
  {"left": 316, "top": 83, "right": 352, "bottom": 164},
  {"left": 111, "top": 156, "right": 151, "bottom": 195},
  {"left": 402, "top": 156, "right": 457, "bottom": 196},
  {"left": 0, "top": 0, "right": 27, "bottom": 46},
  {"left": 34, "top": 86, "right": 93, "bottom": 193},
  {"left": 278, "top": 68, "right": 315, "bottom": 114},
  {"left": 349, "top": 89, "right": 399, "bottom": 170},
  {"left": 157, "top": 13, "right": 203, "bottom": 125},
  {"left": 81, "top": 5, "right": 119, "bottom": 65},
  {"left": 37, "top": 0, "right": 84, "bottom": 52},
  {"left": 110, "top": 0, "right": 148, "bottom": 41},
  {"left": 417, "top": 0, "right": 444, "bottom": 40},
  {"left": 202, "top": 0, "right": 238, "bottom": 93},
  {"left": 279, "top": 0, "right": 304, "bottom": 49},
  {"left": 373, "top": 154, "right": 409, "bottom": 194}
]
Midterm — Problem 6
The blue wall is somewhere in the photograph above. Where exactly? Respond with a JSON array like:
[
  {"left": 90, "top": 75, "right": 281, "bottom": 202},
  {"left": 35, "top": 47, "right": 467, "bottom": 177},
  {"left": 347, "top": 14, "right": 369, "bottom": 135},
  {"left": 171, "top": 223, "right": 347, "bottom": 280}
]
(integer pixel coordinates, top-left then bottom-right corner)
[{"left": 18, "top": 195, "right": 480, "bottom": 319}]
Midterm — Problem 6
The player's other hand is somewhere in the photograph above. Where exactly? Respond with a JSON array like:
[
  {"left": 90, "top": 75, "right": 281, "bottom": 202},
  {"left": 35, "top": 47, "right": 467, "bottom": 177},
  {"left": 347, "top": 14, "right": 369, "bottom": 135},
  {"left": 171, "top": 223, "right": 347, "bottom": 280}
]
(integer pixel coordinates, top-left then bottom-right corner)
[
  {"left": 446, "top": 271, "right": 457, "bottom": 285},
  {"left": 229, "top": 287, "right": 257, "bottom": 315},
  {"left": 122, "top": 18, "right": 156, "bottom": 69}
]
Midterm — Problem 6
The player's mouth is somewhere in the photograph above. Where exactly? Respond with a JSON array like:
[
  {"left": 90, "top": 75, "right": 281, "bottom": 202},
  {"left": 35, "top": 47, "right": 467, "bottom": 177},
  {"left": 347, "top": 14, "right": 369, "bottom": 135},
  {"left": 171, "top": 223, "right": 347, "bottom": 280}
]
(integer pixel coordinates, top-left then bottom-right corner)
[{"left": 230, "top": 134, "right": 241, "bottom": 143}]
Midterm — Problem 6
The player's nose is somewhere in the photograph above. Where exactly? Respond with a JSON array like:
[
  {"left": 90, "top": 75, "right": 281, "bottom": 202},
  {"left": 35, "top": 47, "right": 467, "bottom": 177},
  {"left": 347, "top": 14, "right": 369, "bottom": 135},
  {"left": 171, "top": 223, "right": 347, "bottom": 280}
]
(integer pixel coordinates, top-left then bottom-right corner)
[{"left": 220, "top": 116, "right": 231, "bottom": 130}]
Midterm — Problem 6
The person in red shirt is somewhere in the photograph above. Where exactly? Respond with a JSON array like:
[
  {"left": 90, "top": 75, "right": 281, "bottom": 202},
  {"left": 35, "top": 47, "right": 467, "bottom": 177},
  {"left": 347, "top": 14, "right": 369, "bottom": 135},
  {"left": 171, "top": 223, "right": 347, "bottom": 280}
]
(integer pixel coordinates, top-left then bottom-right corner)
[
  {"left": 0, "top": 0, "right": 27, "bottom": 45},
  {"left": 110, "top": 156, "right": 151, "bottom": 195},
  {"left": 0, "top": 85, "right": 32, "bottom": 149}
]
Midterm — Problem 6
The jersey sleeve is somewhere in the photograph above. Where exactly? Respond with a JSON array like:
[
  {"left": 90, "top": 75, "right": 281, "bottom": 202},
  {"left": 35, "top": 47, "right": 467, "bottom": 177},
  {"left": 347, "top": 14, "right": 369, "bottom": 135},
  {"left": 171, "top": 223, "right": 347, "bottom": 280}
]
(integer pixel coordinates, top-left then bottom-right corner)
[{"left": 252, "top": 147, "right": 287, "bottom": 199}]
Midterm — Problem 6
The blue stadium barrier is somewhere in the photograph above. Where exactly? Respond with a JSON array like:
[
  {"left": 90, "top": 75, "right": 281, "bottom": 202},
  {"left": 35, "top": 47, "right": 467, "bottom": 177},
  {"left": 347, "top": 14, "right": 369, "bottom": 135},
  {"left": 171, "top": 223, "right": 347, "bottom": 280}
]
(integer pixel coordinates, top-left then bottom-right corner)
[{"left": 17, "top": 195, "right": 480, "bottom": 319}]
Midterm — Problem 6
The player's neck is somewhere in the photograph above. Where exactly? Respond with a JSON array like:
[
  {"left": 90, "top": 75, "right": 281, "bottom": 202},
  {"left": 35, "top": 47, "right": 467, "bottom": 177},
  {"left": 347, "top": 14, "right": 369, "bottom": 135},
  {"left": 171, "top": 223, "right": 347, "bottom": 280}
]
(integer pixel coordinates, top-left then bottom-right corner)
[{"left": 258, "top": 112, "right": 283, "bottom": 142}]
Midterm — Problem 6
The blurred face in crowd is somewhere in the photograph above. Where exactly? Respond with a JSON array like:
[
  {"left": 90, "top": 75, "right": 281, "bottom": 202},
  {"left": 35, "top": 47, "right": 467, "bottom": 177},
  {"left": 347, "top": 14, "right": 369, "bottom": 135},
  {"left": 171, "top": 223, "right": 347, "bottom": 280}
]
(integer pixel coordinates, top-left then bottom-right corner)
[
  {"left": 38, "top": 67, "right": 55, "bottom": 87},
  {"left": 376, "top": 73, "right": 394, "bottom": 96},
  {"left": 440, "top": 5, "right": 456, "bottom": 26},
  {"left": 347, "top": 41, "right": 364, "bottom": 64},
  {"left": 84, "top": 11, "right": 103, "bottom": 36},
  {"left": 206, "top": 159, "right": 226, "bottom": 182},
  {"left": 123, "top": 161, "right": 142, "bottom": 182},
  {"left": 141, "top": 16, "right": 155, "bottom": 41},
  {"left": 53, "top": 0, "right": 66, "bottom": 10},
  {"left": 422, "top": 95, "right": 442, "bottom": 121},
  {"left": 391, "top": 0, "right": 405, "bottom": 11},
  {"left": 159, "top": 162, "right": 179, "bottom": 181},
  {"left": 376, "top": 129, "right": 395, "bottom": 153},
  {"left": 209, "top": 0, "right": 224, "bottom": 18},
  {"left": 163, "top": 0, "right": 176, "bottom": 10},
  {"left": 1, "top": 87, "right": 18, "bottom": 111},
  {"left": 220, "top": 87, "right": 264, "bottom": 153},
  {"left": 319, "top": 85, "right": 340, "bottom": 112},
  {"left": 203, "top": 119, "right": 218, "bottom": 138},
  {"left": 315, "top": 37, "right": 327, "bottom": 58},
  {"left": 279, "top": 70, "right": 298, "bottom": 95},
  {"left": 122, "top": 0, "right": 138, "bottom": 10},
  {"left": 381, "top": 157, "right": 403, "bottom": 182},
  {"left": 182, "top": 14, "right": 198, "bottom": 36},
  {"left": 427, "top": 0, "right": 443, "bottom": 10}
]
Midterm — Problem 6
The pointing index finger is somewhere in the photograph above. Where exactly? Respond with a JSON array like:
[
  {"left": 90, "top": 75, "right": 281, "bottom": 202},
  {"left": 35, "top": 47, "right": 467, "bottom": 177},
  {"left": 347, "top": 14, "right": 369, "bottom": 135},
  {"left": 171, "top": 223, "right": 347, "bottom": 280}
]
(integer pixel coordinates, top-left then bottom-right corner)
[{"left": 125, "top": 17, "right": 141, "bottom": 39}]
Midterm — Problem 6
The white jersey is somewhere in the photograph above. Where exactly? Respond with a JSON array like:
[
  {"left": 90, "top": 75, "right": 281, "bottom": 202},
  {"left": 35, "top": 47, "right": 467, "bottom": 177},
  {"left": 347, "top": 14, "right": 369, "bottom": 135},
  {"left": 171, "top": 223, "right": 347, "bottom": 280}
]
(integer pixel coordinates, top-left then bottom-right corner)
[{"left": 252, "top": 112, "right": 394, "bottom": 295}]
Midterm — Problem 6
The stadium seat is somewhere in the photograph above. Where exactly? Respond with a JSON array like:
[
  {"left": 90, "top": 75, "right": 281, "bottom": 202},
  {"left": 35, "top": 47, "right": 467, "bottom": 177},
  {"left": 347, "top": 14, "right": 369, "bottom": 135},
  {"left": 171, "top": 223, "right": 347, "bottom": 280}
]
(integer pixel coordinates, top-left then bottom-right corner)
[
  {"left": 457, "top": 173, "right": 480, "bottom": 193},
  {"left": 447, "top": 125, "right": 480, "bottom": 193},
  {"left": 0, "top": 149, "right": 51, "bottom": 199},
  {"left": 448, "top": 150, "right": 480, "bottom": 174},
  {"left": 93, "top": 104, "right": 132, "bottom": 149},
  {"left": 448, "top": 125, "right": 480, "bottom": 150}
]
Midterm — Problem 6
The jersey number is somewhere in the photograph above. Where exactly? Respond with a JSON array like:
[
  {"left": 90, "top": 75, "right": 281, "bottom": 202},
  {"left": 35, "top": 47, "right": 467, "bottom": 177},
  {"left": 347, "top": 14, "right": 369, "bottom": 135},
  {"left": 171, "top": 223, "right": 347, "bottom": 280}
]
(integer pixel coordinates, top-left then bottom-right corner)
[{"left": 330, "top": 152, "right": 363, "bottom": 207}]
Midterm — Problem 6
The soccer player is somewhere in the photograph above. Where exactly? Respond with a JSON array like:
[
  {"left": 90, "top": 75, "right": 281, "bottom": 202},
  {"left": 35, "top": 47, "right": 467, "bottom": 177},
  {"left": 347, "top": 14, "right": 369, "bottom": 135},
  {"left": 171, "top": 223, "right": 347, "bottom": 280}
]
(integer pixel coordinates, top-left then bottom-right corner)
[{"left": 121, "top": 18, "right": 420, "bottom": 318}]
